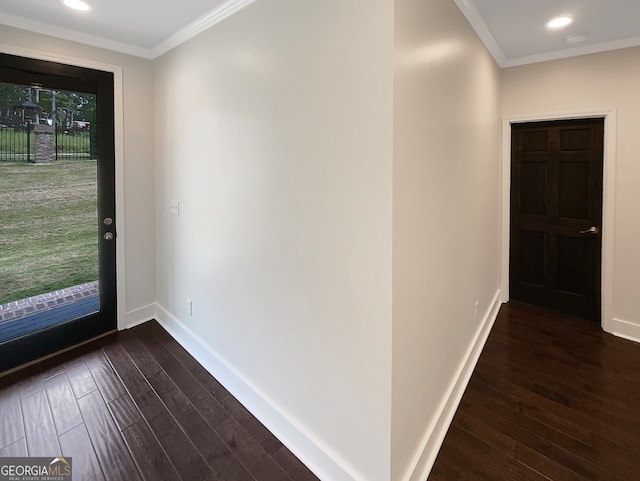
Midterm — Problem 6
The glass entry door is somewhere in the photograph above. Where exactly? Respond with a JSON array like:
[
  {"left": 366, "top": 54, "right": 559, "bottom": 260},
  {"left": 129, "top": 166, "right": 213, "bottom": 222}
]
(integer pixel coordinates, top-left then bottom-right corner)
[{"left": 0, "top": 53, "right": 116, "bottom": 372}]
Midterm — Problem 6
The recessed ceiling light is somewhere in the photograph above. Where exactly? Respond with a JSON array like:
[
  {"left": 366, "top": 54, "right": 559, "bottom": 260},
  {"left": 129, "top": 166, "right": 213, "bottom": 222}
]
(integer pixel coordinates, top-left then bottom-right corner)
[
  {"left": 547, "top": 16, "right": 573, "bottom": 30},
  {"left": 63, "top": 0, "right": 91, "bottom": 11}
]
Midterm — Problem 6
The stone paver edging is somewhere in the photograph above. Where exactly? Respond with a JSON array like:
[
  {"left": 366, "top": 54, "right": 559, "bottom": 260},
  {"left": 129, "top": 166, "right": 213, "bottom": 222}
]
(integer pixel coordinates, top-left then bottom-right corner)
[{"left": 0, "top": 281, "right": 99, "bottom": 324}]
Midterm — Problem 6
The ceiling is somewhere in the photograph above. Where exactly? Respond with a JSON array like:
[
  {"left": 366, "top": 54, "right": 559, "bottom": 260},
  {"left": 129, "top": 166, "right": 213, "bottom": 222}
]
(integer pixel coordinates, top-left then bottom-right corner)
[
  {"left": 457, "top": 0, "right": 640, "bottom": 67},
  {"left": 0, "top": 0, "right": 254, "bottom": 59},
  {"left": 0, "top": 0, "right": 639, "bottom": 65}
]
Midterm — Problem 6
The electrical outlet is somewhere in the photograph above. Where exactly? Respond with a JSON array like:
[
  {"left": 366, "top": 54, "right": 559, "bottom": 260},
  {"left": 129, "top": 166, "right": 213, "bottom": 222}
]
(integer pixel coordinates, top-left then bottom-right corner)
[
  {"left": 186, "top": 298, "right": 193, "bottom": 316},
  {"left": 474, "top": 301, "right": 479, "bottom": 320}
]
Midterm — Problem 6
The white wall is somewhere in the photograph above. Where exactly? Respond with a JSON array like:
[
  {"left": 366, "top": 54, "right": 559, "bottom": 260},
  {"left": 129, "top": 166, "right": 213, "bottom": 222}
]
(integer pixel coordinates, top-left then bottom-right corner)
[
  {"left": 392, "top": 0, "right": 502, "bottom": 479},
  {"left": 7, "top": 7, "right": 637, "bottom": 480},
  {"left": 0, "top": 25, "right": 156, "bottom": 328},
  {"left": 2, "top": 3, "right": 506, "bottom": 477},
  {"left": 154, "top": 1, "right": 393, "bottom": 480},
  {"left": 501, "top": 46, "right": 640, "bottom": 341}
]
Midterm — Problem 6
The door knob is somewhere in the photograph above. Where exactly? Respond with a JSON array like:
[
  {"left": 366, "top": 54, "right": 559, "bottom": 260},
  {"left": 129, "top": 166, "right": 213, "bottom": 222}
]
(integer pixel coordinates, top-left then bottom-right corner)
[
  {"left": 103, "top": 232, "right": 114, "bottom": 241},
  {"left": 580, "top": 226, "right": 600, "bottom": 235}
]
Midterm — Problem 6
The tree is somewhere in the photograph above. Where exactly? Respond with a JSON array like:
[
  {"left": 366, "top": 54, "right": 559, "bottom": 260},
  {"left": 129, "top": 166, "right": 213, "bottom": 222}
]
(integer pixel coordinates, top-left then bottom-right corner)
[
  {"left": 0, "top": 83, "right": 29, "bottom": 121},
  {"left": 0, "top": 82, "right": 96, "bottom": 125}
]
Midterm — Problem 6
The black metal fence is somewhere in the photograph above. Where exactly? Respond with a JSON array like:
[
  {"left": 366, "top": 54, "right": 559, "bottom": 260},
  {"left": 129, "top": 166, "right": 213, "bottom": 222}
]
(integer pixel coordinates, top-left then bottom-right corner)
[
  {"left": 0, "top": 123, "right": 33, "bottom": 162},
  {"left": 0, "top": 122, "right": 94, "bottom": 162},
  {"left": 56, "top": 127, "right": 93, "bottom": 160}
]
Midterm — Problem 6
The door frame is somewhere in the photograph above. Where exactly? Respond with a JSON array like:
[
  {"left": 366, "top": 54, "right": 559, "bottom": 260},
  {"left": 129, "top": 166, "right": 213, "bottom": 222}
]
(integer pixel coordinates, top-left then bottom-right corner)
[
  {"left": 0, "top": 43, "right": 127, "bottom": 331},
  {"left": 501, "top": 109, "right": 616, "bottom": 333}
]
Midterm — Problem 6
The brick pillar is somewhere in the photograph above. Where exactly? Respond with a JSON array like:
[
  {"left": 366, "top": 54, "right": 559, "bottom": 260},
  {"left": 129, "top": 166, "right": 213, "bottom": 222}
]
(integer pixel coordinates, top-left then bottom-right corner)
[{"left": 34, "top": 124, "right": 54, "bottom": 164}]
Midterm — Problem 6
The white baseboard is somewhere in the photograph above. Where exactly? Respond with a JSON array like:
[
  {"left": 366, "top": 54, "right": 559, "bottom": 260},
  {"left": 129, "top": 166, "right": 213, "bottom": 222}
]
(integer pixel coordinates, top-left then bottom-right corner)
[
  {"left": 402, "top": 290, "right": 503, "bottom": 481},
  {"left": 607, "top": 317, "right": 640, "bottom": 344},
  {"left": 154, "top": 303, "right": 361, "bottom": 481},
  {"left": 140, "top": 295, "right": 504, "bottom": 481},
  {"left": 122, "top": 303, "right": 157, "bottom": 330}
]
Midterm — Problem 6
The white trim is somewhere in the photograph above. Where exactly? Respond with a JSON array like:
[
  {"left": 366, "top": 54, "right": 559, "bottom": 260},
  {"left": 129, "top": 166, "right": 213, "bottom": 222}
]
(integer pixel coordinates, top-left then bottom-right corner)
[
  {"left": 454, "top": 1, "right": 640, "bottom": 68},
  {"left": 0, "top": 43, "right": 128, "bottom": 333},
  {"left": 154, "top": 303, "right": 363, "bottom": 481},
  {"left": 124, "top": 304, "right": 157, "bottom": 329},
  {"left": 501, "top": 110, "right": 617, "bottom": 333},
  {"left": 503, "top": 36, "right": 640, "bottom": 68},
  {"left": 500, "top": 119, "right": 511, "bottom": 303},
  {"left": 0, "top": 12, "right": 153, "bottom": 59},
  {"left": 609, "top": 318, "right": 640, "bottom": 344},
  {"left": 402, "top": 290, "right": 503, "bottom": 481},
  {"left": 151, "top": 0, "right": 257, "bottom": 58},
  {"left": 454, "top": 0, "right": 506, "bottom": 66},
  {"left": 4, "top": 0, "right": 639, "bottom": 65},
  {"left": 0, "top": 0, "right": 256, "bottom": 60}
]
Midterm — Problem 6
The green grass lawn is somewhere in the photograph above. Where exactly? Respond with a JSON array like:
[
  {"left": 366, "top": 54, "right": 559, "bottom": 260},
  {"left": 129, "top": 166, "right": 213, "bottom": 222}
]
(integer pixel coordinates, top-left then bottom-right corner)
[{"left": 0, "top": 159, "right": 98, "bottom": 305}]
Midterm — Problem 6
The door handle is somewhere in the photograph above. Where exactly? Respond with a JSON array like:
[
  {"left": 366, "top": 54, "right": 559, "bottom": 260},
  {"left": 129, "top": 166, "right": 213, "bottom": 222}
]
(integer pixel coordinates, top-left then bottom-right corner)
[{"left": 580, "top": 226, "right": 600, "bottom": 235}]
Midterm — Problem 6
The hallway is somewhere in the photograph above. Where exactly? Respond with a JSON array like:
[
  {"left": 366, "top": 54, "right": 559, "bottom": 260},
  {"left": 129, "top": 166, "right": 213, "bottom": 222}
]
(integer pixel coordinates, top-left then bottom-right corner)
[{"left": 428, "top": 302, "right": 640, "bottom": 481}]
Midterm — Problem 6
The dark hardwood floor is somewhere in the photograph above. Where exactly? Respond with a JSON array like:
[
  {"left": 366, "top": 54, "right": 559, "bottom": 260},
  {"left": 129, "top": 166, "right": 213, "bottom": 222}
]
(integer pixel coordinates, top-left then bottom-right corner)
[
  {"left": 428, "top": 302, "right": 640, "bottom": 481},
  {"left": 3, "top": 304, "right": 639, "bottom": 481},
  {"left": 0, "top": 320, "right": 318, "bottom": 481}
]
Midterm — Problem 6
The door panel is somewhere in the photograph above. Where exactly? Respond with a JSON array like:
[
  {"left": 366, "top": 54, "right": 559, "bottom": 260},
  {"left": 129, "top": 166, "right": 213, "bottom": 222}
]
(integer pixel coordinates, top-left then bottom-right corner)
[
  {"left": 510, "top": 118, "right": 604, "bottom": 322},
  {"left": 559, "top": 162, "right": 589, "bottom": 219},
  {"left": 556, "top": 235, "right": 589, "bottom": 295},
  {"left": 0, "top": 53, "right": 115, "bottom": 371},
  {"left": 519, "top": 230, "right": 546, "bottom": 286},
  {"left": 520, "top": 162, "right": 547, "bottom": 215}
]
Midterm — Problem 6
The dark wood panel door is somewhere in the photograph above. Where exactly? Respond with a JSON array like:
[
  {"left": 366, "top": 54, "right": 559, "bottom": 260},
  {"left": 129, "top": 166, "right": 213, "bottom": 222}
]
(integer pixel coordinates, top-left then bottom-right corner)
[{"left": 510, "top": 118, "right": 604, "bottom": 322}]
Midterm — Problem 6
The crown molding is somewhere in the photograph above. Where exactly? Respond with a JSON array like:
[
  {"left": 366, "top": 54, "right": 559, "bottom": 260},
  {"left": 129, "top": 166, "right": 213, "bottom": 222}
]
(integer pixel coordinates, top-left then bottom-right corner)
[
  {"left": 4, "top": 0, "right": 637, "bottom": 66},
  {"left": 0, "top": 12, "right": 154, "bottom": 59},
  {"left": 454, "top": 0, "right": 506, "bottom": 67},
  {"left": 502, "top": 35, "right": 640, "bottom": 68},
  {"left": 0, "top": 0, "right": 256, "bottom": 60},
  {"left": 455, "top": 0, "right": 640, "bottom": 69},
  {"left": 151, "top": 0, "right": 257, "bottom": 58}
]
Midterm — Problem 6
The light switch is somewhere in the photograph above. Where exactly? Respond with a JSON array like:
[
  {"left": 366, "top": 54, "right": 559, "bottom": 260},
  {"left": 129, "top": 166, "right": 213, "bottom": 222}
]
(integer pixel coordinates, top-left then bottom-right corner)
[{"left": 169, "top": 200, "right": 180, "bottom": 216}]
